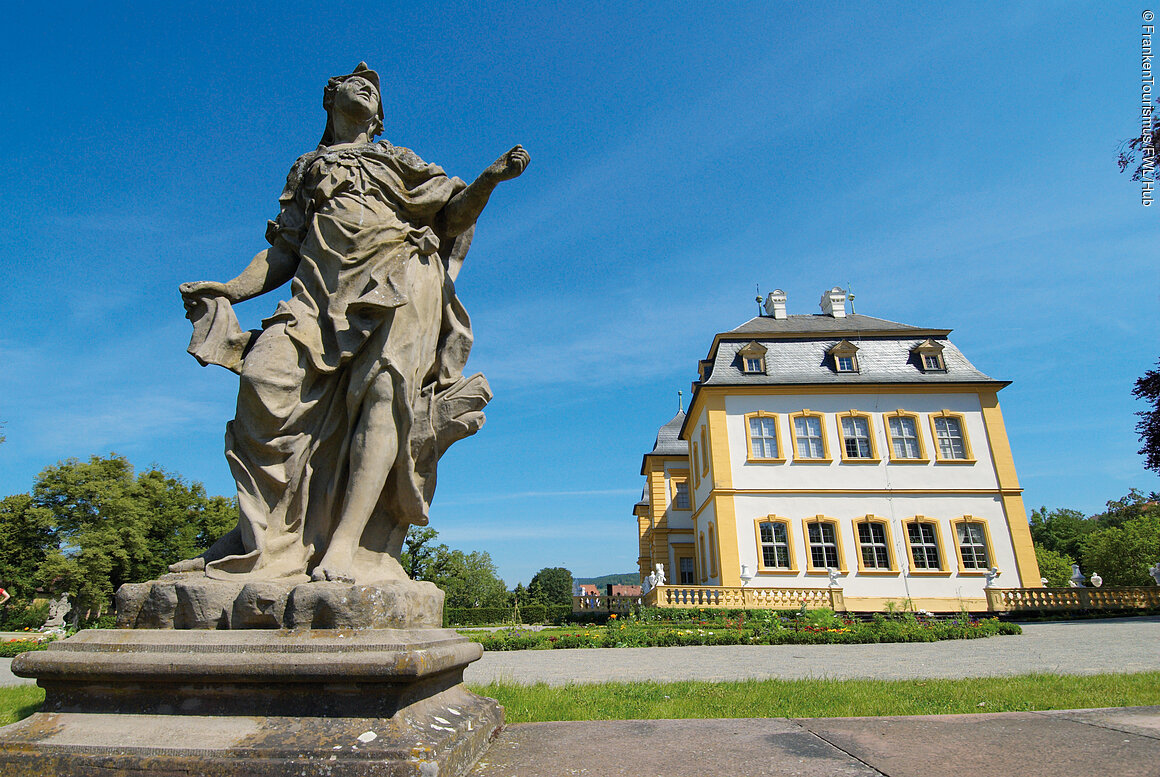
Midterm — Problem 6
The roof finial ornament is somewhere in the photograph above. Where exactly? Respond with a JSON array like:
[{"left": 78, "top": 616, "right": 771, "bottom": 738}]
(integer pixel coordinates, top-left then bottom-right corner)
[
  {"left": 755, "top": 284, "right": 763, "bottom": 317},
  {"left": 678, "top": 389, "right": 683, "bottom": 413},
  {"left": 847, "top": 282, "right": 856, "bottom": 315}
]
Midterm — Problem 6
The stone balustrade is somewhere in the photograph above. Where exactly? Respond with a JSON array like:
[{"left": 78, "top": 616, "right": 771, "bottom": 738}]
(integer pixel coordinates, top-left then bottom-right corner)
[
  {"left": 643, "top": 585, "right": 845, "bottom": 612},
  {"left": 986, "top": 586, "right": 1160, "bottom": 612}
]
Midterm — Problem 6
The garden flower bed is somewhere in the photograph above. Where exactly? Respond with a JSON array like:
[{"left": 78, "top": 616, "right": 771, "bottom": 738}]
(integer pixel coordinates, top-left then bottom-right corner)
[
  {"left": 0, "top": 638, "right": 50, "bottom": 658},
  {"left": 466, "top": 609, "right": 1021, "bottom": 651}
]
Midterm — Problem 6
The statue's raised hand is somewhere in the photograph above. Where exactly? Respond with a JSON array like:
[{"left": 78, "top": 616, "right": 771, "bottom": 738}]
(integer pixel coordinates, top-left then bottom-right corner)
[
  {"left": 485, "top": 145, "right": 530, "bottom": 183},
  {"left": 180, "top": 280, "right": 231, "bottom": 317}
]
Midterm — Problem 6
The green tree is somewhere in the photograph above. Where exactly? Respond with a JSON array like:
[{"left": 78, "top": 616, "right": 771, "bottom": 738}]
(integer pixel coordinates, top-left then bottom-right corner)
[
  {"left": 401, "top": 526, "right": 441, "bottom": 580},
  {"left": 1118, "top": 103, "right": 1160, "bottom": 181},
  {"left": 1033, "top": 546, "right": 1075, "bottom": 587},
  {"left": 1081, "top": 514, "right": 1160, "bottom": 587},
  {"left": 21, "top": 455, "right": 238, "bottom": 617},
  {"left": 1093, "top": 488, "right": 1160, "bottom": 530},
  {"left": 436, "top": 549, "right": 508, "bottom": 609},
  {"left": 1029, "top": 506, "right": 1097, "bottom": 560},
  {"left": 0, "top": 494, "right": 57, "bottom": 600},
  {"left": 528, "top": 567, "right": 573, "bottom": 607},
  {"left": 399, "top": 525, "right": 508, "bottom": 608},
  {"left": 1134, "top": 361, "right": 1160, "bottom": 474}
]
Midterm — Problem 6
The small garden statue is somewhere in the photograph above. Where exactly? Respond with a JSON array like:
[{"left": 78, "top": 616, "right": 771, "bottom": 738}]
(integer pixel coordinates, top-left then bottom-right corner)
[
  {"left": 642, "top": 570, "right": 656, "bottom": 594},
  {"left": 1149, "top": 561, "right": 1160, "bottom": 586},
  {"left": 653, "top": 563, "right": 666, "bottom": 587},
  {"left": 1069, "top": 564, "right": 1085, "bottom": 588},
  {"left": 984, "top": 566, "right": 1001, "bottom": 588},
  {"left": 826, "top": 567, "right": 841, "bottom": 588},
  {"left": 41, "top": 593, "right": 71, "bottom": 630},
  {"left": 1089, "top": 572, "right": 1103, "bottom": 588}
]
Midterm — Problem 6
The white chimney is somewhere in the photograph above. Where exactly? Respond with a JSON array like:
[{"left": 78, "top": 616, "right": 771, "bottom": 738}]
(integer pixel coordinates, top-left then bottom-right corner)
[
  {"left": 763, "top": 289, "right": 787, "bottom": 319},
  {"left": 820, "top": 286, "right": 847, "bottom": 318}
]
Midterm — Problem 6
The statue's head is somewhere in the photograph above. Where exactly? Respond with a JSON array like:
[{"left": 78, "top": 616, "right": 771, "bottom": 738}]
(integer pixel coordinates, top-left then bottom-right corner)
[{"left": 320, "top": 62, "right": 384, "bottom": 146}]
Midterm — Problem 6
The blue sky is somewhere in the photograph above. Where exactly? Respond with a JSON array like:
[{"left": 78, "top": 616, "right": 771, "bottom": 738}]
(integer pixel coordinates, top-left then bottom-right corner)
[{"left": 1, "top": 2, "right": 1156, "bottom": 585}]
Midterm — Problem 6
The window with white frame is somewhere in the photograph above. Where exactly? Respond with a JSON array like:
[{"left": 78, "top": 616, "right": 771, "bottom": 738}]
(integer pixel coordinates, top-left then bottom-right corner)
[
  {"left": 836, "top": 355, "right": 856, "bottom": 372},
  {"left": 857, "top": 522, "right": 890, "bottom": 569},
  {"left": 738, "top": 341, "right": 767, "bottom": 374},
  {"left": 758, "top": 521, "right": 791, "bottom": 569},
  {"left": 672, "top": 480, "right": 690, "bottom": 510},
  {"left": 956, "top": 522, "right": 988, "bottom": 569},
  {"left": 807, "top": 521, "right": 840, "bottom": 569},
  {"left": 888, "top": 415, "right": 922, "bottom": 459},
  {"left": 840, "top": 415, "right": 873, "bottom": 458},
  {"left": 923, "top": 354, "right": 944, "bottom": 370},
  {"left": 748, "top": 415, "right": 779, "bottom": 459},
  {"left": 933, "top": 416, "right": 968, "bottom": 459},
  {"left": 794, "top": 415, "right": 826, "bottom": 458},
  {"left": 907, "top": 522, "right": 941, "bottom": 569}
]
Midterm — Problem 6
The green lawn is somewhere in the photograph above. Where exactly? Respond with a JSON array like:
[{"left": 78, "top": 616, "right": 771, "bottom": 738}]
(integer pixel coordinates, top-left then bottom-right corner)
[
  {"left": 4, "top": 672, "right": 1156, "bottom": 726},
  {"left": 471, "top": 672, "right": 1160, "bottom": 723},
  {"left": 0, "top": 686, "right": 45, "bottom": 726}
]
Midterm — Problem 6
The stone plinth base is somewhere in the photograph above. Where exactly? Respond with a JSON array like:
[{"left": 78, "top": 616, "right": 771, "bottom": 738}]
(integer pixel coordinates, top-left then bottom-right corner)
[
  {"left": 115, "top": 574, "right": 445, "bottom": 630},
  {"left": 0, "top": 628, "right": 503, "bottom": 776}
]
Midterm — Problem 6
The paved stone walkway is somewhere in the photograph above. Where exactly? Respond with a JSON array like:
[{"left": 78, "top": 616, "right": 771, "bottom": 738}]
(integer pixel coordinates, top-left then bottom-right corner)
[
  {"left": 471, "top": 706, "right": 1160, "bottom": 776},
  {"left": 464, "top": 616, "right": 1160, "bottom": 685}
]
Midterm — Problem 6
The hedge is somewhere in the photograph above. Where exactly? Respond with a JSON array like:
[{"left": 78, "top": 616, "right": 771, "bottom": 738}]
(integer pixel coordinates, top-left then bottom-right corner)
[
  {"left": 444, "top": 604, "right": 573, "bottom": 627},
  {"left": 468, "top": 615, "right": 1021, "bottom": 651}
]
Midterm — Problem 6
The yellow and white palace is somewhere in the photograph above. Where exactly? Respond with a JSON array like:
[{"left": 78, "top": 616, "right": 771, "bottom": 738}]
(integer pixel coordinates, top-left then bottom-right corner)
[{"left": 634, "top": 287, "right": 1043, "bottom": 613}]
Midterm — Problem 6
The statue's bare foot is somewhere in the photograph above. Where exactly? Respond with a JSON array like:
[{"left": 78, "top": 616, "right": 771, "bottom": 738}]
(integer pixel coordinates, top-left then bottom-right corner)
[
  {"left": 169, "top": 557, "right": 206, "bottom": 573},
  {"left": 310, "top": 557, "right": 356, "bottom": 583}
]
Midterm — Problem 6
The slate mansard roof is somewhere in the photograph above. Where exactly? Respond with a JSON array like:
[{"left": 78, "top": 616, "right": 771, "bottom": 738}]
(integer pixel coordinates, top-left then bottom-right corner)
[
  {"left": 640, "top": 409, "right": 688, "bottom": 475},
  {"left": 698, "top": 314, "right": 1002, "bottom": 388}
]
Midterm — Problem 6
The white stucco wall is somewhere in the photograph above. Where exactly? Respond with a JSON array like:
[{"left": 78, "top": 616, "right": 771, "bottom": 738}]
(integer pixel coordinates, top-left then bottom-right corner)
[
  {"left": 730, "top": 492, "right": 1018, "bottom": 600},
  {"left": 724, "top": 392, "right": 1000, "bottom": 492}
]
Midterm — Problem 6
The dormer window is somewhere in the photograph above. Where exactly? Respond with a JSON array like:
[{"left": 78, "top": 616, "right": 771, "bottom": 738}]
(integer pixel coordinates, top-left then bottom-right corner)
[
  {"left": 827, "top": 340, "right": 860, "bottom": 373},
  {"left": 912, "top": 339, "right": 946, "bottom": 372},
  {"left": 737, "top": 341, "right": 767, "bottom": 374}
]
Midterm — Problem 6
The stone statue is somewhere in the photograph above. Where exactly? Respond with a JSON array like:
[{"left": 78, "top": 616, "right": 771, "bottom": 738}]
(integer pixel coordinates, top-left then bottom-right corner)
[
  {"left": 40, "top": 593, "right": 71, "bottom": 630},
  {"left": 1069, "top": 563, "right": 1085, "bottom": 588},
  {"left": 642, "top": 570, "right": 656, "bottom": 594},
  {"left": 175, "top": 63, "right": 528, "bottom": 585},
  {"left": 1149, "top": 561, "right": 1160, "bottom": 586},
  {"left": 984, "top": 566, "right": 1001, "bottom": 588},
  {"left": 1089, "top": 572, "right": 1103, "bottom": 588},
  {"left": 827, "top": 567, "right": 841, "bottom": 588},
  {"left": 653, "top": 563, "right": 666, "bottom": 587}
]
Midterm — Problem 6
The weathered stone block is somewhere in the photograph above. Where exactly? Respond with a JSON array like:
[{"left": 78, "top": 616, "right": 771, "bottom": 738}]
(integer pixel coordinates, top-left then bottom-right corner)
[
  {"left": 114, "top": 582, "right": 153, "bottom": 627},
  {"left": 135, "top": 583, "right": 178, "bottom": 629},
  {"left": 232, "top": 582, "right": 292, "bottom": 628},
  {"left": 174, "top": 579, "right": 246, "bottom": 629},
  {"left": 285, "top": 580, "right": 443, "bottom": 629}
]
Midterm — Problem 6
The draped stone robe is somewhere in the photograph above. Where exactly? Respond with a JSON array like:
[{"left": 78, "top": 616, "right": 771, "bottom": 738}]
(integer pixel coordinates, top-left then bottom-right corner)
[{"left": 186, "top": 141, "right": 489, "bottom": 584}]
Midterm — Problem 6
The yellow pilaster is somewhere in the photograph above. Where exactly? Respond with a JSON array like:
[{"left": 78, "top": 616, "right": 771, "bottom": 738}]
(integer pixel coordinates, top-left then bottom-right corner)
[
  {"left": 979, "top": 390, "right": 1041, "bottom": 587},
  {"left": 705, "top": 392, "right": 741, "bottom": 586},
  {"left": 647, "top": 462, "right": 670, "bottom": 575}
]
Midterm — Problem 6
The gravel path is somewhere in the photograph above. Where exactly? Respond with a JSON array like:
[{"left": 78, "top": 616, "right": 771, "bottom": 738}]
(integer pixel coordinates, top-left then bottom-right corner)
[
  {"left": 3, "top": 618, "right": 1155, "bottom": 688},
  {"left": 463, "top": 616, "right": 1160, "bottom": 686}
]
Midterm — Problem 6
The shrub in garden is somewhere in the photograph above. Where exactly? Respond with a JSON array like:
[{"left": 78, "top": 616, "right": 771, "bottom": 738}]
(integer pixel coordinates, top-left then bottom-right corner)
[{"left": 464, "top": 612, "right": 1020, "bottom": 651}]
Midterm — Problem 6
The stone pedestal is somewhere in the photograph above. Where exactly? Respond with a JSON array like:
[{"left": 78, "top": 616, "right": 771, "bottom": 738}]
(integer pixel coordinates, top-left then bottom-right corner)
[{"left": 0, "top": 581, "right": 504, "bottom": 776}]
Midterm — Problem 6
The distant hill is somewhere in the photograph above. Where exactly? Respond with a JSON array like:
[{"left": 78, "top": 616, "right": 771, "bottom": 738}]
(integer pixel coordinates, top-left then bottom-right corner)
[{"left": 574, "top": 572, "right": 639, "bottom": 588}]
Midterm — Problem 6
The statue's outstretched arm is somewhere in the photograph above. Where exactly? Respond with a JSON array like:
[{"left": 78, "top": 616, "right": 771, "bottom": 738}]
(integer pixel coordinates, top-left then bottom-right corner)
[
  {"left": 180, "top": 244, "right": 299, "bottom": 313},
  {"left": 439, "top": 145, "right": 529, "bottom": 237}
]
